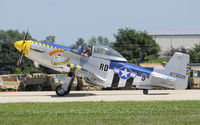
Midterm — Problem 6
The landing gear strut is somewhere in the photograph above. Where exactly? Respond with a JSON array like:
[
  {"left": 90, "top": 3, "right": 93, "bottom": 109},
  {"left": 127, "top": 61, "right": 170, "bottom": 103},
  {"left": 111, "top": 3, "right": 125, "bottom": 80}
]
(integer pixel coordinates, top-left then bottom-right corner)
[
  {"left": 143, "top": 89, "right": 148, "bottom": 95},
  {"left": 56, "top": 73, "right": 75, "bottom": 96}
]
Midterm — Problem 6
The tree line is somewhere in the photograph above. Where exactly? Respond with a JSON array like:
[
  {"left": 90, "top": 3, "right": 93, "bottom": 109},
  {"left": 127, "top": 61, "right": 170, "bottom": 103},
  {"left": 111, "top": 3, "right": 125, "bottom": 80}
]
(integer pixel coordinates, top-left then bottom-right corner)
[{"left": 0, "top": 28, "right": 199, "bottom": 74}]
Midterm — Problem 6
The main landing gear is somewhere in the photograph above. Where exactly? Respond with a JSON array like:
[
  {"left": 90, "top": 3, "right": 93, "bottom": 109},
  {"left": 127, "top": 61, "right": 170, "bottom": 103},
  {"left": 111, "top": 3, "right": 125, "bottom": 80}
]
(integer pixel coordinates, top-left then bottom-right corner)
[
  {"left": 56, "top": 73, "right": 75, "bottom": 96},
  {"left": 143, "top": 89, "right": 148, "bottom": 95}
]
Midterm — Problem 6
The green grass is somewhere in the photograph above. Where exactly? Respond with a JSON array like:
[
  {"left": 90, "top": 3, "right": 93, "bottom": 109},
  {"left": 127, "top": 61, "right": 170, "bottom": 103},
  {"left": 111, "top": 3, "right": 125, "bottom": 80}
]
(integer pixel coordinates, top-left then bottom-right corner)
[{"left": 0, "top": 101, "right": 200, "bottom": 125}]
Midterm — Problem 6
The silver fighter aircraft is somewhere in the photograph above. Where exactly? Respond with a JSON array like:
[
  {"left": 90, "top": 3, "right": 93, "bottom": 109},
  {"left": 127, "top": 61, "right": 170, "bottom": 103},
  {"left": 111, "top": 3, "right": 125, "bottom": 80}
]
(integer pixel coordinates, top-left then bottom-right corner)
[{"left": 14, "top": 34, "right": 190, "bottom": 96}]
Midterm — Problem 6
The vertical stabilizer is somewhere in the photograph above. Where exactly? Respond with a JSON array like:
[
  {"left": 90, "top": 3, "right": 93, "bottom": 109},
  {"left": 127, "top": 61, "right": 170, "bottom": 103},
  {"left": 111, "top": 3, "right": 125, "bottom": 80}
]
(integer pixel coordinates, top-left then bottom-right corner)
[{"left": 164, "top": 52, "right": 190, "bottom": 89}]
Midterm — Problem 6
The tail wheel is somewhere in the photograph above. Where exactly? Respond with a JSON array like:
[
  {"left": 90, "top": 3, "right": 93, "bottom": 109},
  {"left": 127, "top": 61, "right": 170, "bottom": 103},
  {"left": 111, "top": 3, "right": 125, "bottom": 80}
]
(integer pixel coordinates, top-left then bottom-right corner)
[{"left": 143, "top": 89, "right": 148, "bottom": 95}]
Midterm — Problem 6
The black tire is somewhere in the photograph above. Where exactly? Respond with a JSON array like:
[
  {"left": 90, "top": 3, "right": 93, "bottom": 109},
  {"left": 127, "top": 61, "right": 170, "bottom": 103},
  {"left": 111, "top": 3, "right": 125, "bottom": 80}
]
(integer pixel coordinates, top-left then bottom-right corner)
[
  {"left": 143, "top": 89, "right": 148, "bottom": 95},
  {"left": 56, "top": 75, "right": 75, "bottom": 96},
  {"left": 56, "top": 85, "right": 68, "bottom": 96}
]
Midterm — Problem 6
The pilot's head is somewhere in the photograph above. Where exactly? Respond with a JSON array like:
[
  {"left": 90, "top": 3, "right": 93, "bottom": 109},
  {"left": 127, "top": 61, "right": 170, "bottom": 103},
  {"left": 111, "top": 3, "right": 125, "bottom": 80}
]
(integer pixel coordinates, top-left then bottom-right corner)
[{"left": 86, "top": 45, "right": 91, "bottom": 51}]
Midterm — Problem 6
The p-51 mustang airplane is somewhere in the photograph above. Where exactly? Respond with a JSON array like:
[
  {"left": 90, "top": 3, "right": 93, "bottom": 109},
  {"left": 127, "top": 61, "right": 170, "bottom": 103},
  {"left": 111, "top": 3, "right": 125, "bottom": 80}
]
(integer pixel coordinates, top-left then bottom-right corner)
[{"left": 14, "top": 33, "right": 190, "bottom": 96}]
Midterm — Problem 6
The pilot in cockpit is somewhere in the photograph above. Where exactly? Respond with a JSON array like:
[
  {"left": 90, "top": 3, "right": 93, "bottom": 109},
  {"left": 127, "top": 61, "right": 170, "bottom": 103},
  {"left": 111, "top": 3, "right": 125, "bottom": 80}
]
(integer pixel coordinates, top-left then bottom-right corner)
[{"left": 82, "top": 45, "right": 92, "bottom": 57}]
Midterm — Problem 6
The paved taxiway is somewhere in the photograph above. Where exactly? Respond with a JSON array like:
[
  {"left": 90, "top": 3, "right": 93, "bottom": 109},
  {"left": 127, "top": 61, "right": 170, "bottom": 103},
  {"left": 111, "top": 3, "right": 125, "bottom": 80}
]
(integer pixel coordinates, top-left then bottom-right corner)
[{"left": 0, "top": 90, "right": 200, "bottom": 103}]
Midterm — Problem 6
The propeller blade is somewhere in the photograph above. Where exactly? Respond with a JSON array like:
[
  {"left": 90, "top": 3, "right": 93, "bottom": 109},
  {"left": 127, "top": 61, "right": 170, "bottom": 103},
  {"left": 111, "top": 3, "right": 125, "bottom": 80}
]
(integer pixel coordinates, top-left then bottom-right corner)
[
  {"left": 17, "top": 28, "right": 29, "bottom": 66},
  {"left": 17, "top": 51, "right": 24, "bottom": 66},
  {"left": 23, "top": 28, "right": 29, "bottom": 43}
]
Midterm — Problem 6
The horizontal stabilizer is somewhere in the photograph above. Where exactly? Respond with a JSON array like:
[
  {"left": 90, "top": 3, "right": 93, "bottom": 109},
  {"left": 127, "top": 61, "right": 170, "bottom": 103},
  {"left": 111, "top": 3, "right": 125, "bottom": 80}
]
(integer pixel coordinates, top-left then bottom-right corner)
[{"left": 152, "top": 73, "right": 176, "bottom": 82}]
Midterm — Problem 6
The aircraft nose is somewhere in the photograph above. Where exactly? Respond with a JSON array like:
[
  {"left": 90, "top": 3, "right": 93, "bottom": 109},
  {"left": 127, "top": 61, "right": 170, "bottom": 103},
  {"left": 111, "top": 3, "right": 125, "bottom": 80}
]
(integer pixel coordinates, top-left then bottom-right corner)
[
  {"left": 14, "top": 40, "right": 31, "bottom": 56},
  {"left": 14, "top": 40, "right": 24, "bottom": 51}
]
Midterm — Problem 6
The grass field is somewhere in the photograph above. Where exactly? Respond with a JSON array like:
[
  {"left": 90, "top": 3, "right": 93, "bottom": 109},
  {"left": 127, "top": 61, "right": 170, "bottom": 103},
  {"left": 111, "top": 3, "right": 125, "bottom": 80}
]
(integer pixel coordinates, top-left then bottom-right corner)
[{"left": 0, "top": 101, "right": 200, "bottom": 125}]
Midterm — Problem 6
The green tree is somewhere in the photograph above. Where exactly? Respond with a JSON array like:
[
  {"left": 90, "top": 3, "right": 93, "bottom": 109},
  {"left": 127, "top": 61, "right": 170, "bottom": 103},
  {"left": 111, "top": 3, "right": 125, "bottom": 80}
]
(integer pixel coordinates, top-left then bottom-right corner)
[
  {"left": 189, "top": 44, "right": 200, "bottom": 63},
  {"left": 42, "top": 35, "right": 56, "bottom": 44},
  {"left": 76, "top": 38, "right": 85, "bottom": 46},
  {"left": 71, "top": 38, "right": 86, "bottom": 47},
  {"left": 113, "top": 28, "right": 160, "bottom": 63},
  {"left": 89, "top": 36, "right": 110, "bottom": 46},
  {"left": 0, "top": 30, "right": 38, "bottom": 74}
]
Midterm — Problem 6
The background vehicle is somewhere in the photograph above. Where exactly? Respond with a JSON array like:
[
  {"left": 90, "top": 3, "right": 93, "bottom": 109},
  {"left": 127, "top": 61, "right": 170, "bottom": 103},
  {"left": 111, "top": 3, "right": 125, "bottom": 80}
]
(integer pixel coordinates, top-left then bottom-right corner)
[
  {"left": 0, "top": 74, "right": 21, "bottom": 91},
  {"left": 188, "top": 69, "right": 200, "bottom": 89},
  {"left": 23, "top": 73, "right": 63, "bottom": 91}
]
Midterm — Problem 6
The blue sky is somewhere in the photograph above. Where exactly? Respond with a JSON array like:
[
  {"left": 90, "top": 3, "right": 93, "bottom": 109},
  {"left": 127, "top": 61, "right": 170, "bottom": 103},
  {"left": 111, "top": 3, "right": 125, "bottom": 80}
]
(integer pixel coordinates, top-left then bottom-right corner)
[{"left": 0, "top": 0, "right": 200, "bottom": 45}]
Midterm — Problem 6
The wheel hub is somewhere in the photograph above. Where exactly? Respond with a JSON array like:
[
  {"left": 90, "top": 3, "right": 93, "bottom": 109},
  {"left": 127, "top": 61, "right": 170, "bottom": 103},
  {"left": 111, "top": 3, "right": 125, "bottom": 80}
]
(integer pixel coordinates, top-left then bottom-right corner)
[{"left": 57, "top": 87, "right": 65, "bottom": 95}]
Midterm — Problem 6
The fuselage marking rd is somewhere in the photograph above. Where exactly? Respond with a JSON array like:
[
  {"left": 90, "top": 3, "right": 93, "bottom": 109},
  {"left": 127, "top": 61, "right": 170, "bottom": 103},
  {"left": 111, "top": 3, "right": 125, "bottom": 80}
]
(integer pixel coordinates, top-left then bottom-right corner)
[{"left": 99, "top": 63, "right": 108, "bottom": 71}]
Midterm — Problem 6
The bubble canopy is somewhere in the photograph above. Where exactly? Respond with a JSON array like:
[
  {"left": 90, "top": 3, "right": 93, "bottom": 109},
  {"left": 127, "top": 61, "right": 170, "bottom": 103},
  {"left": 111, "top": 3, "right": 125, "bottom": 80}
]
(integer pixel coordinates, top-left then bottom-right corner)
[{"left": 92, "top": 45, "right": 127, "bottom": 62}]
